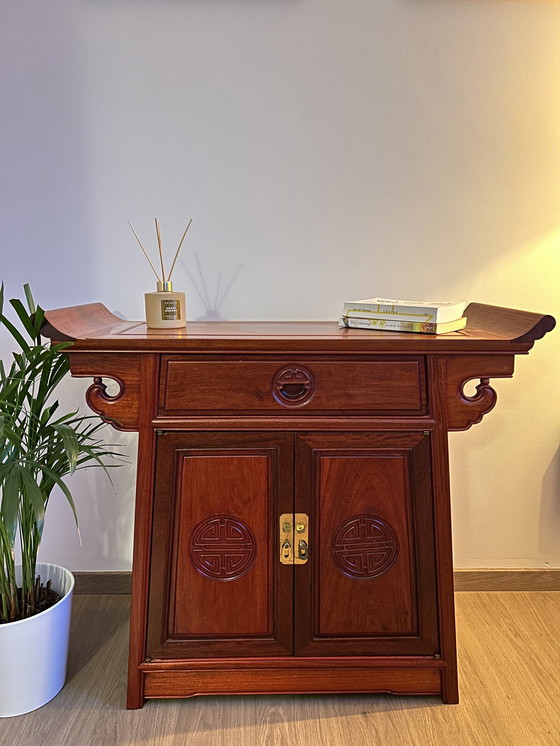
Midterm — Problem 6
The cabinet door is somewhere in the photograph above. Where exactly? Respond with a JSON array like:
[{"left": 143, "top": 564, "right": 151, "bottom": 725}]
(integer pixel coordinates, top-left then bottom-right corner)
[
  {"left": 295, "top": 432, "right": 439, "bottom": 656},
  {"left": 146, "top": 432, "right": 293, "bottom": 659}
]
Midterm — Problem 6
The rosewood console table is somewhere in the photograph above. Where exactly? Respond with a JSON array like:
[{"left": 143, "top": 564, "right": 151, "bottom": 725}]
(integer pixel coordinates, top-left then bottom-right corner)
[{"left": 42, "top": 302, "right": 555, "bottom": 708}]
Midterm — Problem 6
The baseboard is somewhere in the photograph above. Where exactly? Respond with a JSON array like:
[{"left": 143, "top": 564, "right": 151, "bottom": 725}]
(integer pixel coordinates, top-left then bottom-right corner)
[
  {"left": 73, "top": 571, "right": 132, "bottom": 595},
  {"left": 453, "top": 569, "right": 560, "bottom": 591},
  {"left": 73, "top": 569, "right": 560, "bottom": 595}
]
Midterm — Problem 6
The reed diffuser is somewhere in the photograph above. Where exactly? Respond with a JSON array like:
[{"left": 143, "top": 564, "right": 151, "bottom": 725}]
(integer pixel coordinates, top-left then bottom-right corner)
[{"left": 129, "top": 218, "right": 191, "bottom": 328}]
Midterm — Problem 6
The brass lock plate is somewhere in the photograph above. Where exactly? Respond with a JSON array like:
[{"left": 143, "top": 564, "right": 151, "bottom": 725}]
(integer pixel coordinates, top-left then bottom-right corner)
[
  {"left": 279, "top": 513, "right": 309, "bottom": 565},
  {"left": 279, "top": 514, "right": 293, "bottom": 565}
]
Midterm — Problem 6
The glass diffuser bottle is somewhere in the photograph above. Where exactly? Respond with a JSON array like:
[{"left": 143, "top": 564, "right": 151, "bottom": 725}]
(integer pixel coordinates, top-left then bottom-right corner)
[
  {"left": 145, "top": 280, "right": 186, "bottom": 329},
  {"left": 130, "top": 218, "right": 191, "bottom": 330}
]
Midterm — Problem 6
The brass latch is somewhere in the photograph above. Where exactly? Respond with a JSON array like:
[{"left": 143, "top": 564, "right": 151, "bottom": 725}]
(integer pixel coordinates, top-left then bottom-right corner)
[
  {"left": 279, "top": 513, "right": 309, "bottom": 565},
  {"left": 279, "top": 516, "right": 293, "bottom": 564}
]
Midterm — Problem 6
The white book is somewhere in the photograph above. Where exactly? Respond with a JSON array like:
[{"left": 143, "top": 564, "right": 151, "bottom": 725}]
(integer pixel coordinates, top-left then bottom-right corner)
[{"left": 342, "top": 298, "right": 466, "bottom": 325}]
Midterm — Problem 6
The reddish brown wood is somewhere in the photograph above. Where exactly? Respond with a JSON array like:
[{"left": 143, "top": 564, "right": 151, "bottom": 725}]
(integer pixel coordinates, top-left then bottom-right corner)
[
  {"left": 427, "top": 356, "right": 459, "bottom": 704},
  {"left": 150, "top": 416, "right": 437, "bottom": 432},
  {"left": 126, "top": 354, "right": 160, "bottom": 709},
  {"left": 42, "top": 302, "right": 555, "bottom": 353},
  {"left": 294, "top": 432, "right": 438, "bottom": 657},
  {"left": 464, "top": 302, "right": 555, "bottom": 344},
  {"left": 146, "top": 432, "right": 294, "bottom": 660},
  {"left": 41, "top": 302, "right": 137, "bottom": 341},
  {"left": 160, "top": 356, "right": 426, "bottom": 416},
  {"left": 445, "top": 354, "right": 516, "bottom": 431},
  {"left": 142, "top": 667, "right": 442, "bottom": 698},
  {"left": 39, "top": 303, "right": 554, "bottom": 709},
  {"left": 138, "top": 655, "right": 446, "bottom": 671},
  {"left": 69, "top": 352, "right": 142, "bottom": 431}
]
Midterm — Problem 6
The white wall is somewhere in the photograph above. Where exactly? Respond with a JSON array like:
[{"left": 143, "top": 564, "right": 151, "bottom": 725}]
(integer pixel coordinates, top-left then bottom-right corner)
[{"left": 1, "top": 0, "right": 559, "bottom": 571}]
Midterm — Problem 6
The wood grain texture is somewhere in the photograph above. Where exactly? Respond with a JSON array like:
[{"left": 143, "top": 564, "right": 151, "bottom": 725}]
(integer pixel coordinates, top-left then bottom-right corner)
[
  {"left": 294, "top": 432, "right": 438, "bottom": 657},
  {"left": 138, "top": 656, "right": 446, "bottom": 672},
  {"left": 144, "top": 430, "right": 445, "bottom": 701},
  {"left": 37, "top": 307, "right": 555, "bottom": 710},
  {"left": 150, "top": 415, "right": 438, "bottom": 432},
  {"left": 126, "top": 354, "right": 160, "bottom": 709},
  {"left": 444, "top": 354, "right": 516, "bottom": 431},
  {"left": 2, "top": 592, "right": 559, "bottom": 746},
  {"left": 41, "top": 302, "right": 555, "bottom": 353},
  {"left": 454, "top": 569, "right": 560, "bottom": 591},
  {"left": 73, "top": 571, "right": 132, "bottom": 594},
  {"left": 160, "top": 356, "right": 427, "bottom": 416},
  {"left": 142, "top": 668, "right": 442, "bottom": 698},
  {"left": 464, "top": 302, "right": 556, "bottom": 344},
  {"left": 68, "top": 352, "right": 143, "bottom": 431},
  {"left": 41, "top": 302, "right": 140, "bottom": 341},
  {"left": 146, "top": 433, "right": 294, "bottom": 660},
  {"left": 427, "top": 356, "right": 459, "bottom": 704}
]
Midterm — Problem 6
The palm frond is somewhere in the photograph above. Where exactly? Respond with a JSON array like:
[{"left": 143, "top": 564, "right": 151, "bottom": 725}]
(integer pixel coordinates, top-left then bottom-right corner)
[{"left": 0, "top": 284, "right": 121, "bottom": 622}]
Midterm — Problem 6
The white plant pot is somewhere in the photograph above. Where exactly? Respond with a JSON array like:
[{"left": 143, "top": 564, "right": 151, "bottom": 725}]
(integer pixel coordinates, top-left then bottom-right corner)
[{"left": 0, "top": 562, "right": 75, "bottom": 717}]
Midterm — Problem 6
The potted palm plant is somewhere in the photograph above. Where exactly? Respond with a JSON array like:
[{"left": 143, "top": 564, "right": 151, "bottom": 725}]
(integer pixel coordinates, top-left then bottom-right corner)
[{"left": 0, "top": 284, "right": 119, "bottom": 717}]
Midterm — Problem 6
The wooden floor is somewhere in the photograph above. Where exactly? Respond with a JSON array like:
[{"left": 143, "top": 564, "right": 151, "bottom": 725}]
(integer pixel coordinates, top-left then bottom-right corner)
[{"left": 2, "top": 592, "right": 559, "bottom": 746}]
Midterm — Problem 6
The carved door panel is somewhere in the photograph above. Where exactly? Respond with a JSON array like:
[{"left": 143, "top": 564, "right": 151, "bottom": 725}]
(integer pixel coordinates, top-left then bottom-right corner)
[
  {"left": 294, "top": 432, "right": 439, "bottom": 656},
  {"left": 146, "top": 432, "right": 294, "bottom": 659}
]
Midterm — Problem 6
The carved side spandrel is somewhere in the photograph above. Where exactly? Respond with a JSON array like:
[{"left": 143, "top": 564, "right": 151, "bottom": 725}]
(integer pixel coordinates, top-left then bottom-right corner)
[
  {"left": 68, "top": 352, "right": 142, "bottom": 432},
  {"left": 444, "top": 354, "right": 515, "bottom": 431}
]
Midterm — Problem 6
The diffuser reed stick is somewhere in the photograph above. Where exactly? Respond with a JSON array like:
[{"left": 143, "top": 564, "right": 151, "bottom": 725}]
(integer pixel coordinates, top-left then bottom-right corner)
[
  {"left": 168, "top": 218, "right": 192, "bottom": 282},
  {"left": 128, "top": 221, "right": 161, "bottom": 281},
  {"left": 155, "top": 218, "right": 165, "bottom": 283},
  {"left": 129, "top": 219, "right": 192, "bottom": 284}
]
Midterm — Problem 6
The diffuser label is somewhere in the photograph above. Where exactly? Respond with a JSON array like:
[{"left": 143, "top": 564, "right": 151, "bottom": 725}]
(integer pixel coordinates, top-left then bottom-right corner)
[{"left": 161, "top": 299, "right": 181, "bottom": 320}]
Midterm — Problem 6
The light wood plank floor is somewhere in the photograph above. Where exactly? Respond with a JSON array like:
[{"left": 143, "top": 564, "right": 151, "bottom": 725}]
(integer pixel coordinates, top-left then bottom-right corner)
[{"left": 2, "top": 592, "right": 559, "bottom": 746}]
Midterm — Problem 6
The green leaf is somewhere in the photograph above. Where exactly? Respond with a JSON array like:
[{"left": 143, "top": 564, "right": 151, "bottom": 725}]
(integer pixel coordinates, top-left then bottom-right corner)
[
  {"left": 23, "top": 284, "right": 36, "bottom": 315},
  {"left": 10, "top": 299, "right": 36, "bottom": 340},
  {"left": 18, "top": 467, "right": 46, "bottom": 534},
  {"left": 39, "top": 401, "right": 60, "bottom": 426},
  {"left": 52, "top": 423, "right": 79, "bottom": 473},
  {"left": 0, "top": 311, "right": 30, "bottom": 352},
  {"left": 32, "top": 307, "right": 45, "bottom": 341},
  {"left": 0, "top": 466, "right": 20, "bottom": 543},
  {"left": 29, "top": 462, "right": 79, "bottom": 529}
]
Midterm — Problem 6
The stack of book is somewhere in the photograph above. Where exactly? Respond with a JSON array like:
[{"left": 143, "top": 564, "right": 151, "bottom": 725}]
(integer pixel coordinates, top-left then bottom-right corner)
[{"left": 339, "top": 298, "right": 467, "bottom": 334}]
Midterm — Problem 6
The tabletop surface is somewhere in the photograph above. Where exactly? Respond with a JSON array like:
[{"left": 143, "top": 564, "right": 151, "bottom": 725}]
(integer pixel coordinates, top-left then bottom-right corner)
[{"left": 41, "top": 302, "right": 556, "bottom": 354}]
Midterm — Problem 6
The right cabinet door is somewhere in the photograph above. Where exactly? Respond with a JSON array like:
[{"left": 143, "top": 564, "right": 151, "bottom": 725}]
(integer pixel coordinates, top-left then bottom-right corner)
[{"left": 295, "top": 432, "right": 439, "bottom": 657}]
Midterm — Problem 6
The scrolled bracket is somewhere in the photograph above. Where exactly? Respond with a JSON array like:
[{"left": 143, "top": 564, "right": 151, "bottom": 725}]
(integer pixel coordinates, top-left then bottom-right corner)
[
  {"left": 445, "top": 355, "right": 515, "bottom": 431},
  {"left": 85, "top": 376, "right": 126, "bottom": 429},
  {"left": 90, "top": 376, "right": 124, "bottom": 402},
  {"left": 456, "top": 377, "right": 497, "bottom": 428},
  {"left": 69, "top": 353, "right": 142, "bottom": 432}
]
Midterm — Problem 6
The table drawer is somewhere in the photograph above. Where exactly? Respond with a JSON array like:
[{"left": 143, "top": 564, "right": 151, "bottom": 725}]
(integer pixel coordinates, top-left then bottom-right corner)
[{"left": 160, "top": 356, "right": 427, "bottom": 415}]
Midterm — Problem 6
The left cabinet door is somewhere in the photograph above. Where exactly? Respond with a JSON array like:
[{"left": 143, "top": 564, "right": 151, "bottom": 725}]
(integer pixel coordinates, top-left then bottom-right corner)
[{"left": 146, "top": 432, "right": 294, "bottom": 659}]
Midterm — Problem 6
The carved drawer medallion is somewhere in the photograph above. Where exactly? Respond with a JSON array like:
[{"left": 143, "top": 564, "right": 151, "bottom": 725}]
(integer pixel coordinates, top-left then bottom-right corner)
[
  {"left": 271, "top": 365, "right": 316, "bottom": 407},
  {"left": 332, "top": 514, "right": 399, "bottom": 579}
]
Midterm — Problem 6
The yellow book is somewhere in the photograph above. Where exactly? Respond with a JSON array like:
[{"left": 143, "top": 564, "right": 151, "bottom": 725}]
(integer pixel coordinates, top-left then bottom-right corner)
[{"left": 339, "top": 316, "right": 468, "bottom": 334}]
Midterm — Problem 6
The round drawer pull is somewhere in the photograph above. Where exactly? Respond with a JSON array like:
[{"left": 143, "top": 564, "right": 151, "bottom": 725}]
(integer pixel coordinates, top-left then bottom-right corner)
[{"left": 272, "top": 366, "right": 316, "bottom": 407}]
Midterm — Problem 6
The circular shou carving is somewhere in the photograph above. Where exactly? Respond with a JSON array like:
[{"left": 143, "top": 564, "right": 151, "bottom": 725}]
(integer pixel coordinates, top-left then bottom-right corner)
[
  {"left": 332, "top": 514, "right": 399, "bottom": 580},
  {"left": 271, "top": 366, "right": 316, "bottom": 407},
  {"left": 189, "top": 515, "right": 257, "bottom": 582}
]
